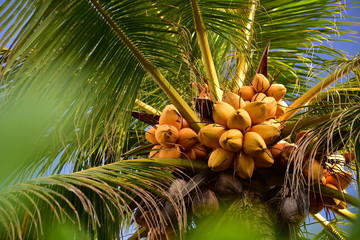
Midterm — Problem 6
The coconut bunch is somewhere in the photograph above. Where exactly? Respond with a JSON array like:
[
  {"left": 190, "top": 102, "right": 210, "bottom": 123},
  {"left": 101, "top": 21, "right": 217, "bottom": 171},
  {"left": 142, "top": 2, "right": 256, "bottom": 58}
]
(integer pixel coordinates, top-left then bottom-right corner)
[
  {"left": 145, "top": 104, "right": 209, "bottom": 161},
  {"left": 269, "top": 131, "right": 354, "bottom": 214},
  {"left": 198, "top": 73, "right": 286, "bottom": 178}
]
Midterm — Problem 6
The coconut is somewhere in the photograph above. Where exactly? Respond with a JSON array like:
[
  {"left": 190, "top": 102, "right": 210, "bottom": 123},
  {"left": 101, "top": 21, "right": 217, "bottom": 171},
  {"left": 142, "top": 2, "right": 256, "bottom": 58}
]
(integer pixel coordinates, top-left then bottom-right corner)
[
  {"left": 266, "top": 84, "right": 286, "bottom": 101},
  {"left": 242, "top": 132, "right": 267, "bottom": 157},
  {"left": 251, "top": 92, "right": 267, "bottom": 102},
  {"left": 193, "top": 144, "right": 209, "bottom": 161},
  {"left": 234, "top": 152, "right": 255, "bottom": 179},
  {"left": 208, "top": 148, "right": 235, "bottom": 172},
  {"left": 243, "top": 101, "right": 268, "bottom": 124},
  {"left": 177, "top": 128, "right": 198, "bottom": 151},
  {"left": 219, "top": 129, "right": 243, "bottom": 152},
  {"left": 254, "top": 149, "right": 274, "bottom": 168},
  {"left": 227, "top": 109, "right": 252, "bottom": 132},
  {"left": 275, "top": 100, "right": 288, "bottom": 117},
  {"left": 222, "top": 92, "right": 245, "bottom": 109},
  {"left": 324, "top": 170, "right": 353, "bottom": 190},
  {"left": 262, "top": 97, "right": 277, "bottom": 118},
  {"left": 280, "top": 197, "right": 304, "bottom": 224},
  {"left": 252, "top": 73, "right": 270, "bottom": 93},
  {"left": 155, "top": 125, "right": 179, "bottom": 147},
  {"left": 181, "top": 148, "right": 197, "bottom": 160},
  {"left": 212, "top": 101, "right": 236, "bottom": 127},
  {"left": 250, "top": 124, "right": 280, "bottom": 146},
  {"left": 214, "top": 174, "right": 242, "bottom": 200},
  {"left": 198, "top": 124, "right": 227, "bottom": 149},
  {"left": 145, "top": 125, "right": 159, "bottom": 144},
  {"left": 158, "top": 145, "right": 181, "bottom": 158},
  {"left": 192, "top": 189, "right": 219, "bottom": 218},
  {"left": 238, "top": 86, "right": 256, "bottom": 101},
  {"left": 168, "top": 179, "right": 187, "bottom": 198},
  {"left": 159, "top": 104, "right": 182, "bottom": 130},
  {"left": 148, "top": 145, "right": 162, "bottom": 158},
  {"left": 270, "top": 141, "right": 291, "bottom": 160}
]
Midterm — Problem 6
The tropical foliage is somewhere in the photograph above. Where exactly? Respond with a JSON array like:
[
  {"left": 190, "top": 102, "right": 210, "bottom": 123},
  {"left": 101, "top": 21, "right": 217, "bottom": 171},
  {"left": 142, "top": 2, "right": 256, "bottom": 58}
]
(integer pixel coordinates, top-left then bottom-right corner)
[{"left": 0, "top": 0, "right": 359, "bottom": 239}]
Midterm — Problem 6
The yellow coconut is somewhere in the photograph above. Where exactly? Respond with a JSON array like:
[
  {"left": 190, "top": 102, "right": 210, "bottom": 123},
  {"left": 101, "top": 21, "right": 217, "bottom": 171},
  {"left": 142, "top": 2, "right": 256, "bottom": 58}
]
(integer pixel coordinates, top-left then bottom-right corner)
[
  {"left": 266, "top": 84, "right": 286, "bottom": 101},
  {"left": 262, "top": 119, "right": 281, "bottom": 129},
  {"left": 208, "top": 148, "right": 235, "bottom": 172},
  {"left": 234, "top": 152, "right": 255, "bottom": 179},
  {"left": 250, "top": 124, "right": 280, "bottom": 145},
  {"left": 238, "top": 86, "right": 256, "bottom": 101},
  {"left": 222, "top": 92, "right": 245, "bottom": 109},
  {"left": 251, "top": 92, "right": 267, "bottom": 102},
  {"left": 254, "top": 149, "right": 274, "bottom": 168},
  {"left": 219, "top": 129, "right": 243, "bottom": 152},
  {"left": 181, "top": 148, "right": 197, "bottom": 161},
  {"left": 227, "top": 109, "right": 252, "bottom": 132},
  {"left": 193, "top": 144, "right": 209, "bottom": 161},
  {"left": 252, "top": 73, "right": 270, "bottom": 93},
  {"left": 145, "top": 125, "right": 159, "bottom": 144},
  {"left": 275, "top": 100, "right": 288, "bottom": 117},
  {"left": 242, "top": 132, "right": 268, "bottom": 157},
  {"left": 158, "top": 145, "right": 182, "bottom": 158},
  {"left": 155, "top": 125, "right": 179, "bottom": 147},
  {"left": 177, "top": 128, "right": 198, "bottom": 151},
  {"left": 148, "top": 145, "right": 162, "bottom": 158},
  {"left": 159, "top": 104, "right": 182, "bottom": 130},
  {"left": 212, "top": 101, "right": 236, "bottom": 127},
  {"left": 243, "top": 101, "right": 268, "bottom": 124},
  {"left": 262, "top": 97, "right": 277, "bottom": 119},
  {"left": 198, "top": 124, "right": 227, "bottom": 149}
]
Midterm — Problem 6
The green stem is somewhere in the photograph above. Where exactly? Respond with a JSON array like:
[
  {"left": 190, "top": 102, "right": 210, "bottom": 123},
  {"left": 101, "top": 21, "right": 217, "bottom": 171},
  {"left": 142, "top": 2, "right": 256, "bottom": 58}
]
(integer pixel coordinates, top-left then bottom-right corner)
[
  {"left": 280, "top": 111, "right": 343, "bottom": 138},
  {"left": 279, "top": 57, "right": 360, "bottom": 121},
  {"left": 134, "top": 99, "right": 160, "bottom": 116},
  {"left": 191, "top": 0, "right": 222, "bottom": 102},
  {"left": 309, "top": 184, "right": 360, "bottom": 208},
  {"left": 90, "top": 0, "right": 203, "bottom": 132}
]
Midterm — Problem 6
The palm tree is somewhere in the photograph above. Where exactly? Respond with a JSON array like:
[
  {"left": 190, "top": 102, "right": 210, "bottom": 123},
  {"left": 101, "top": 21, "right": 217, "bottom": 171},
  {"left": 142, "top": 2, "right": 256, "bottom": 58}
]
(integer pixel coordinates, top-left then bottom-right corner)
[{"left": 0, "top": 0, "right": 359, "bottom": 239}]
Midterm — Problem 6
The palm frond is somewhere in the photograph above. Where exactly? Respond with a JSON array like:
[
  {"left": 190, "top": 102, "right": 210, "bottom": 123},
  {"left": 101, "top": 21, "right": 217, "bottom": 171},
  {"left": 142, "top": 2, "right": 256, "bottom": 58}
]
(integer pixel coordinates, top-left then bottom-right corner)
[{"left": 0, "top": 159, "right": 177, "bottom": 239}]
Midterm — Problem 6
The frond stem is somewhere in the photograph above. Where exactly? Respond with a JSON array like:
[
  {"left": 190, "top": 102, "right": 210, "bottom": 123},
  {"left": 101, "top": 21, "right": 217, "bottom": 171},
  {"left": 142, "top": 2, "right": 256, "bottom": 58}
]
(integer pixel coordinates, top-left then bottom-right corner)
[
  {"left": 331, "top": 208, "right": 357, "bottom": 223},
  {"left": 279, "top": 57, "right": 360, "bottom": 121},
  {"left": 191, "top": 0, "right": 222, "bottom": 102},
  {"left": 90, "top": 0, "right": 203, "bottom": 132},
  {"left": 311, "top": 213, "right": 345, "bottom": 240},
  {"left": 233, "top": 0, "right": 257, "bottom": 88}
]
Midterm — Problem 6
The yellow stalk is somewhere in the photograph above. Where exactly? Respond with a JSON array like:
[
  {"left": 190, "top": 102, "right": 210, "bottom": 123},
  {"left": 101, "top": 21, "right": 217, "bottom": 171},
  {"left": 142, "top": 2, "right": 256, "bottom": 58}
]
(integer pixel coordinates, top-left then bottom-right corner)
[
  {"left": 135, "top": 99, "right": 160, "bottom": 115},
  {"left": 232, "top": 0, "right": 257, "bottom": 88},
  {"left": 90, "top": 0, "right": 203, "bottom": 132},
  {"left": 279, "top": 57, "right": 360, "bottom": 121},
  {"left": 311, "top": 213, "right": 345, "bottom": 240},
  {"left": 331, "top": 208, "right": 357, "bottom": 223},
  {"left": 191, "top": 0, "right": 222, "bottom": 102}
]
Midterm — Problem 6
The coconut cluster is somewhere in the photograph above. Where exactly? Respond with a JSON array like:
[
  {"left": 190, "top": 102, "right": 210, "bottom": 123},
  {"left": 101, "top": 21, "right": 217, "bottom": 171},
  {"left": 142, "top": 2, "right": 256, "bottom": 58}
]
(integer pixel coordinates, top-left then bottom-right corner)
[
  {"left": 198, "top": 73, "right": 286, "bottom": 178},
  {"left": 270, "top": 131, "right": 354, "bottom": 214},
  {"left": 145, "top": 104, "right": 209, "bottom": 161}
]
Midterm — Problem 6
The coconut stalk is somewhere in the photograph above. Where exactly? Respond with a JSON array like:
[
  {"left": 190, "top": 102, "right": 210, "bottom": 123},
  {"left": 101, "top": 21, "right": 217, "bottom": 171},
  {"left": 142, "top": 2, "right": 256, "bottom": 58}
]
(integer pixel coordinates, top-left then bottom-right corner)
[
  {"left": 135, "top": 99, "right": 161, "bottom": 116},
  {"left": 279, "top": 57, "right": 360, "bottom": 121},
  {"left": 90, "top": 0, "right": 203, "bottom": 132},
  {"left": 232, "top": 0, "right": 257, "bottom": 88},
  {"left": 191, "top": 0, "right": 223, "bottom": 102},
  {"left": 311, "top": 213, "right": 345, "bottom": 240},
  {"left": 331, "top": 209, "right": 357, "bottom": 223},
  {"left": 280, "top": 110, "right": 343, "bottom": 138},
  {"left": 309, "top": 184, "right": 360, "bottom": 208}
]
